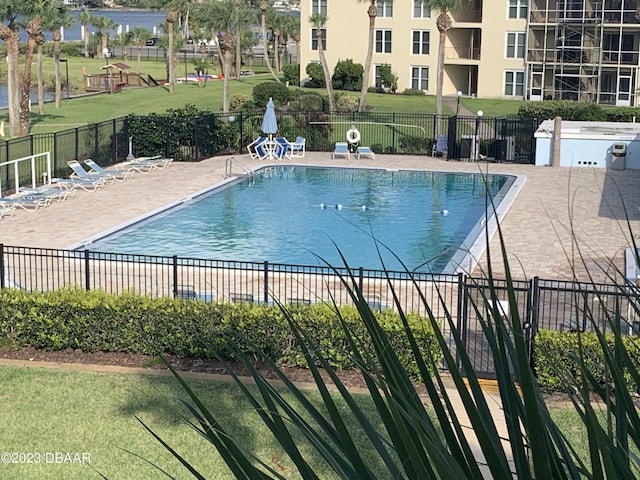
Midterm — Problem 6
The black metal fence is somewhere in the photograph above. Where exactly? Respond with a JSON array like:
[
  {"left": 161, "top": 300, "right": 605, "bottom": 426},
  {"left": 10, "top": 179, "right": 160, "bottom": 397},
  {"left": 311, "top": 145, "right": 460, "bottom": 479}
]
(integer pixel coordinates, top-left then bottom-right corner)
[
  {"left": 2, "top": 244, "right": 637, "bottom": 378},
  {"left": 0, "top": 112, "right": 539, "bottom": 194}
]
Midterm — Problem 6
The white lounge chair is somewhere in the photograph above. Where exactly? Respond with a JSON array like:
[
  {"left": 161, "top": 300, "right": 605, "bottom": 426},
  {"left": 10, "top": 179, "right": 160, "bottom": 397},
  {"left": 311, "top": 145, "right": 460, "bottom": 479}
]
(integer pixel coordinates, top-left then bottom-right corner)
[
  {"left": 356, "top": 146, "right": 375, "bottom": 159},
  {"left": 84, "top": 159, "right": 134, "bottom": 182},
  {"left": 52, "top": 177, "right": 104, "bottom": 191},
  {"left": 0, "top": 196, "right": 48, "bottom": 211},
  {"left": 332, "top": 142, "right": 350, "bottom": 159},
  {"left": 68, "top": 160, "right": 115, "bottom": 184},
  {"left": 0, "top": 203, "right": 15, "bottom": 219}
]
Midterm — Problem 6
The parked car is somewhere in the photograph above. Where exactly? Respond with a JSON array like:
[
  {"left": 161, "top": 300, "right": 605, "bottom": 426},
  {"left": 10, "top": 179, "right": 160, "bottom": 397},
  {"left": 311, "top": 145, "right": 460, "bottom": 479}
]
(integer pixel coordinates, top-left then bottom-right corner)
[{"left": 146, "top": 37, "right": 159, "bottom": 46}]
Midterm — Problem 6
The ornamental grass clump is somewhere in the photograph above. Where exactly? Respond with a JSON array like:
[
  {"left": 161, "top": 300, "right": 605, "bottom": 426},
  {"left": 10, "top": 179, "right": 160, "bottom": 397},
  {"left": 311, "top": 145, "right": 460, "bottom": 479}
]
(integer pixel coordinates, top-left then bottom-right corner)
[{"left": 137, "top": 183, "right": 640, "bottom": 479}]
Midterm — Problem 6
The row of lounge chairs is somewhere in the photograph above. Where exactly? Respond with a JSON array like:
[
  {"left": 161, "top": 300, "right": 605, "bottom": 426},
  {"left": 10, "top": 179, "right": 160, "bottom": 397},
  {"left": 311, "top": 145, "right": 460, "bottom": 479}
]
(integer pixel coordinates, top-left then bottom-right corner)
[
  {"left": 331, "top": 142, "right": 376, "bottom": 160},
  {"left": 0, "top": 156, "right": 172, "bottom": 219},
  {"left": 247, "top": 136, "right": 306, "bottom": 160}
]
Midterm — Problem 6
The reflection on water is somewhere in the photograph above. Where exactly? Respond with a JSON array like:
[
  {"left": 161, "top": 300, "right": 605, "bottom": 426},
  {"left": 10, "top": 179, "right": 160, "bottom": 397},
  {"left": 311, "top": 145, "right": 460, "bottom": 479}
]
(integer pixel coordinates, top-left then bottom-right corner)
[{"left": 0, "top": 84, "right": 54, "bottom": 110}]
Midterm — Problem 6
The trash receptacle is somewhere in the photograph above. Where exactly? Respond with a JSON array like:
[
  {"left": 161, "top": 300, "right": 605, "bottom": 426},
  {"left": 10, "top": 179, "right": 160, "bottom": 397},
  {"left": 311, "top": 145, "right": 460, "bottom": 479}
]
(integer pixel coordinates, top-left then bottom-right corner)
[{"left": 611, "top": 143, "right": 627, "bottom": 170}]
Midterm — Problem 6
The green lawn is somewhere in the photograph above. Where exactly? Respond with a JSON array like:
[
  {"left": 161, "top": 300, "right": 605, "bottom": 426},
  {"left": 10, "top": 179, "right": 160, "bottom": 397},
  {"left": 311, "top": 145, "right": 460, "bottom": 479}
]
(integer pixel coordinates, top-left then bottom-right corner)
[
  {"left": 0, "top": 364, "right": 600, "bottom": 479},
  {"left": 0, "top": 365, "right": 391, "bottom": 480},
  {"left": 12, "top": 56, "right": 524, "bottom": 134}
]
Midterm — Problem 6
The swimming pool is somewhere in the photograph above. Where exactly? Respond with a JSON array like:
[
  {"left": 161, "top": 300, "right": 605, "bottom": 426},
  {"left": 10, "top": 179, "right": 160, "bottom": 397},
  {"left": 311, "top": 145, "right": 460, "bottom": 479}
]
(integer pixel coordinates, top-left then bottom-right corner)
[{"left": 77, "top": 166, "right": 521, "bottom": 273}]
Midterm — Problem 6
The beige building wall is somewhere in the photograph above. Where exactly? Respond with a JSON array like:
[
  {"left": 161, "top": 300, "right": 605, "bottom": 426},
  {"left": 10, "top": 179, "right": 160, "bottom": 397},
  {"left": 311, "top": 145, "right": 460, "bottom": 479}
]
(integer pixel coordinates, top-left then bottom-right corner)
[{"left": 298, "top": 0, "right": 527, "bottom": 100}]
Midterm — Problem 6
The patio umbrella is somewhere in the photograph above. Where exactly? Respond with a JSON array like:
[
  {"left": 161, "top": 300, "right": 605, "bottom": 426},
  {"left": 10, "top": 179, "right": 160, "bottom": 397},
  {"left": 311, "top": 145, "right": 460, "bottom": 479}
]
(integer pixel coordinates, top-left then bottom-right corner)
[{"left": 261, "top": 97, "right": 278, "bottom": 140}]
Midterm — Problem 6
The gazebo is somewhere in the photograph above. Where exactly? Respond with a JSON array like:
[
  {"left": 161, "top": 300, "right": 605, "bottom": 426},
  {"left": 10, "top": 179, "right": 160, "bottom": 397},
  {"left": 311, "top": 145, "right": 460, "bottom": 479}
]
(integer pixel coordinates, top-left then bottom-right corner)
[{"left": 100, "top": 62, "right": 131, "bottom": 93}]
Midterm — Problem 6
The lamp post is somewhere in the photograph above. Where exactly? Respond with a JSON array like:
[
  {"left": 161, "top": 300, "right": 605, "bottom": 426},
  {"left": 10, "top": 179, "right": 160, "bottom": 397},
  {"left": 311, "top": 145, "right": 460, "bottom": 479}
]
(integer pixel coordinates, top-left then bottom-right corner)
[
  {"left": 456, "top": 90, "right": 462, "bottom": 116},
  {"left": 59, "top": 58, "right": 69, "bottom": 99},
  {"left": 102, "top": 48, "right": 111, "bottom": 91},
  {"left": 475, "top": 110, "right": 483, "bottom": 161}
]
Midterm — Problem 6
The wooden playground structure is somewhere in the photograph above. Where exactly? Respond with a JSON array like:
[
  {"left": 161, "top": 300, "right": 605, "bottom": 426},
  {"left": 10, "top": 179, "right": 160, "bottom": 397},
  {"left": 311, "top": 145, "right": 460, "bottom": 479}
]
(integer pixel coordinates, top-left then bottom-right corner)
[{"left": 83, "top": 63, "right": 160, "bottom": 93}]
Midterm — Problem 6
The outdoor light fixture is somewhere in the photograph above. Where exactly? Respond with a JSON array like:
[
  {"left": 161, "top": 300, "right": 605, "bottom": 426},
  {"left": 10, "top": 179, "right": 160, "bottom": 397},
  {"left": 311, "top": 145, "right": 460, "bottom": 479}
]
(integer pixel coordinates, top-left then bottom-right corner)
[
  {"left": 475, "top": 110, "right": 484, "bottom": 161},
  {"left": 456, "top": 90, "right": 462, "bottom": 116}
]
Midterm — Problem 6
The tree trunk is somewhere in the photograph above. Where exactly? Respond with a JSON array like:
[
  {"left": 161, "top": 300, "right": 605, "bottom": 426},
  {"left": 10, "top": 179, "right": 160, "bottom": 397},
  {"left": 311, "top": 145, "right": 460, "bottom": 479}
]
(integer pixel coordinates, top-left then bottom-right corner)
[
  {"left": 37, "top": 46, "right": 44, "bottom": 115},
  {"left": 436, "top": 28, "right": 446, "bottom": 115},
  {"left": 359, "top": 4, "right": 376, "bottom": 112},
  {"left": 54, "top": 30, "right": 62, "bottom": 108},
  {"left": 261, "top": 7, "right": 280, "bottom": 82},
  {"left": 2, "top": 27, "right": 21, "bottom": 137},
  {"left": 167, "top": 20, "right": 175, "bottom": 93},
  {"left": 223, "top": 49, "right": 231, "bottom": 113},
  {"left": 317, "top": 32, "right": 335, "bottom": 112},
  {"left": 84, "top": 26, "right": 90, "bottom": 57},
  {"left": 136, "top": 45, "right": 142, "bottom": 73}
]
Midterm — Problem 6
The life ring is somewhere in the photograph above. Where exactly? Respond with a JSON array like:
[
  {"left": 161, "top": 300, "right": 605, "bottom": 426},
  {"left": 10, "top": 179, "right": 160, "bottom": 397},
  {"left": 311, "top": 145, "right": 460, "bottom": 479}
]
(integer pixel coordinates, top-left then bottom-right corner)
[{"left": 346, "top": 127, "right": 361, "bottom": 144}]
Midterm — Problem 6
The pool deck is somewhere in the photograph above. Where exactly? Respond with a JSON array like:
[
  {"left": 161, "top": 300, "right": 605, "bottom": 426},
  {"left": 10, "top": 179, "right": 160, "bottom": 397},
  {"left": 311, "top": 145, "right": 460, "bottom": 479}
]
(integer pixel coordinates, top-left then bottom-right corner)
[{"left": 2, "top": 153, "right": 640, "bottom": 283}]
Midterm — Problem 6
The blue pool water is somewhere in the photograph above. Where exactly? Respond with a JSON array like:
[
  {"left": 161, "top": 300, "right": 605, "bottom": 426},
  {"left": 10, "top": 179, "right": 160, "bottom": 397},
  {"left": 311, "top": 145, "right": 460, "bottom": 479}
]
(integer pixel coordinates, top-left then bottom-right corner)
[{"left": 85, "top": 166, "right": 516, "bottom": 273}]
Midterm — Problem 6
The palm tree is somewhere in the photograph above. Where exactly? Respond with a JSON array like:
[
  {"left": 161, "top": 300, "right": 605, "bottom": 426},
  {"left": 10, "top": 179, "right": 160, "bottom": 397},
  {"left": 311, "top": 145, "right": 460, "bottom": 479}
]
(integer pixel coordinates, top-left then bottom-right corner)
[
  {"left": 91, "top": 15, "right": 116, "bottom": 59},
  {"left": 0, "top": 12, "right": 22, "bottom": 137},
  {"left": 43, "top": 0, "right": 73, "bottom": 109},
  {"left": 309, "top": 13, "right": 335, "bottom": 112},
  {"left": 279, "top": 13, "right": 298, "bottom": 70},
  {"left": 113, "top": 31, "right": 132, "bottom": 64},
  {"left": 78, "top": 7, "right": 92, "bottom": 58},
  {"left": 131, "top": 27, "right": 151, "bottom": 74},
  {"left": 425, "top": 0, "right": 473, "bottom": 114},
  {"left": 259, "top": 0, "right": 280, "bottom": 82},
  {"left": 358, "top": 0, "right": 376, "bottom": 112}
]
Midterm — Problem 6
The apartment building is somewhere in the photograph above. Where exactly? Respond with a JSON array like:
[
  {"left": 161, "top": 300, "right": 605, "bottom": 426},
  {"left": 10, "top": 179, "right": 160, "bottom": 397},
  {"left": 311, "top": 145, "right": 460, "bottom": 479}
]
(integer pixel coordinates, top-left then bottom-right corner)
[{"left": 298, "top": 0, "right": 640, "bottom": 106}]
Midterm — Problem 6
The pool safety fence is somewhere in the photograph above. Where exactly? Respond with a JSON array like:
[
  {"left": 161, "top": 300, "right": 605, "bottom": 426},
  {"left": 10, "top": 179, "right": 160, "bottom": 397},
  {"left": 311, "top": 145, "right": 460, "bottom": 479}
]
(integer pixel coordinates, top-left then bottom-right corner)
[
  {"left": 2, "top": 243, "right": 640, "bottom": 379},
  {"left": 0, "top": 113, "right": 539, "bottom": 194}
]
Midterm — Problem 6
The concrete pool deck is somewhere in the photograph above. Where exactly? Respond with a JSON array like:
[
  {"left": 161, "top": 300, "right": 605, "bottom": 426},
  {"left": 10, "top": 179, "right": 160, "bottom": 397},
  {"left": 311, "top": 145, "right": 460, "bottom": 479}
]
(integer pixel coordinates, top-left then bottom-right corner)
[{"left": 2, "top": 153, "right": 640, "bottom": 282}]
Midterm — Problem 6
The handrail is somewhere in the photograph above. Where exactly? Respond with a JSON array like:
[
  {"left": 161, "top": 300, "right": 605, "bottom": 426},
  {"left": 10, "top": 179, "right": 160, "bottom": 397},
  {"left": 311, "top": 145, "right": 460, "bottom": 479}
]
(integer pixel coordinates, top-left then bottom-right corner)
[{"left": 225, "top": 156, "right": 255, "bottom": 178}]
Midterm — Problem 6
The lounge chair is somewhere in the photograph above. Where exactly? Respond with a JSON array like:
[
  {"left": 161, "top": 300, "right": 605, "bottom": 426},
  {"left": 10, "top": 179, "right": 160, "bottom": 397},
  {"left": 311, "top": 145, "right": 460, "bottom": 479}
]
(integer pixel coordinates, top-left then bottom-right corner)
[
  {"left": 432, "top": 134, "right": 448, "bottom": 157},
  {"left": 17, "top": 186, "right": 71, "bottom": 203},
  {"left": 84, "top": 159, "right": 134, "bottom": 182},
  {"left": 332, "top": 142, "right": 350, "bottom": 159},
  {"left": 275, "top": 136, "right": 306, "bottom": 159},
  {"left": 133, "top": 155, "right": 173, "bottom": 168},
  {"left": 0, "top": 196, "right": 48, "bottom": 211},
  {"left": 247, "top": 136, "right": 269, "bottom": 160},
  {"left": 52, "top": 177, "right": 105, "bottom": 191},
  {"left": 173, "top": 283, "right": 215, "bottom": 303},
  {"left": 0, "top": 203, "right": 15, "bottom": 219},
  {"left": 291, "top": 136, "right": 306, "bottom": 157},
  {"left": 68, "top": 160, "right": 115, "bottom": 184},
  {"left": 355, "top": 146, "right": 375, "bottom": 159}
]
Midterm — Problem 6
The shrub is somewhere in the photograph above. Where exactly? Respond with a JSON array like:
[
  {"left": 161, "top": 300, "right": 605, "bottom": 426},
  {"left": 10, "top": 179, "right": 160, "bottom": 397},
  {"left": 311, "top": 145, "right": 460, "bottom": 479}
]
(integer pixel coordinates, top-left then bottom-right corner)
[
  {"left": 399, "top": 135, "right": 428, "bottom": 154},
  {"left": 229, "top": 94, "right": 250, "bottom": 111},
  {"left": 305, "top": 62, "right": 325, "bottom": 88},
  {"left": 252, "top": 81, "right": 290, "bottom": 107},
  {"left": 402, "top": 88, "right": 425, "bottom": 96},
  {"left": 518, "top": 100, "right": 607, "bottom": 121},
  {"left": 335, "top": 95, "right": 359, "bottom": 113},
  {"left": 0, "top": 287, "right": 440, "bottom": 375},
  {"left": 331, "top": 58, "right": 363, "bottom": 91},
  {"left": 379, "top": 63, "right": 398, "bottom": 93},
  {"left": 289, "top": 93, "right": 324, "bottom": 111},
  {"left": 283, "top": 63, "right": 300, "bottom": 86}
]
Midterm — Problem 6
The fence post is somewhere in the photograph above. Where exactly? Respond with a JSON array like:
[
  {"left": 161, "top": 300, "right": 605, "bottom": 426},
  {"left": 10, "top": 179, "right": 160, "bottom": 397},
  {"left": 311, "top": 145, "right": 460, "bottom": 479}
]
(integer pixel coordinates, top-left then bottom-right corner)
[
  {"left": 239, "top": 112, "right": 243, "bottom": 154},
  {"left": 456, "top": 273, "right": 466, "bottom": 371},
  {"left": 358, "top": 267, "right": 364, "bottom": 293},
  {"left": 0, "top": 244, "right": 4, "bottom": 289},
  {"left": 84, "top": 249, "right": 91, "bottom": 291},
  {"left": 112, "top": 118, "right": 117, "bottom": 163},
  {"left": 263, "top": 261, "right": 269, "bottom": 305},
  {"left": 172, "top": 255, "right": 178, "bottom": 297},
  {"left": 75, "top": 127, "right": 79, "bottom": 161},
  {"left": 528, "top": 276, "right": 540, "bottom": 370}
]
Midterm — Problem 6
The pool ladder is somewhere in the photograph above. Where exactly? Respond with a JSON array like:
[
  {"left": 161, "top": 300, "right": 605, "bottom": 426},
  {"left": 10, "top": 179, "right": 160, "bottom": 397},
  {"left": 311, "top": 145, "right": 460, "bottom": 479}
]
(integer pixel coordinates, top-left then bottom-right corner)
[{"left": 225, "top": 157, "right": 255, "bottom": 178}]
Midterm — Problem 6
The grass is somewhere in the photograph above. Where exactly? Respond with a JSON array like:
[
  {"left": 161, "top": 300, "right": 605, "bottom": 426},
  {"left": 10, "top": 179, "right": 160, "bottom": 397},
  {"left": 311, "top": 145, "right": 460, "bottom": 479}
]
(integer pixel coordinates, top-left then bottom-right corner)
[
  {"left": 0, "top": 364, "right": 599, "bottom": 479},
  {"left": 9, "top": 55, "right": 524, "bottom": 134},
  {"left": 0, "top": 365, "right": 392, "bottom": 480}
]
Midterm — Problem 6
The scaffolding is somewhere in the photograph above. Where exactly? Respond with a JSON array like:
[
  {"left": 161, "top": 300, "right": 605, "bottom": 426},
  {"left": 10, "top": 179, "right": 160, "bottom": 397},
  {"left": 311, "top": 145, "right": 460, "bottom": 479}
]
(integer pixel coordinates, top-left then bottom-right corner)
[{"left": 527, "top": 0, "right": 640, "bottom": 105}]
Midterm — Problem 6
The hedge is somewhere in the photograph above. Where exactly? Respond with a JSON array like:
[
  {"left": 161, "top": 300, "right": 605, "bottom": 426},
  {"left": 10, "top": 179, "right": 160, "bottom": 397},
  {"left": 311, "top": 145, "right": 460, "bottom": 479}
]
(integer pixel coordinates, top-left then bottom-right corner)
[
  {"left": 534, "top": 329, "right": 640, "bottom": 392},
  {"left": 0, "top": 287, "right": 441, "bottom": 377}
]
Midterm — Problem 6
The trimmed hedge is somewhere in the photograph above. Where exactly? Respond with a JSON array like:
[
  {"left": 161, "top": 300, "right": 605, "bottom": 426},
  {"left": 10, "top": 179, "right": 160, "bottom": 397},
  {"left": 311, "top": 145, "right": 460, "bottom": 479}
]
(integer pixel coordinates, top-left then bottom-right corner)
[
  {"left": 0, "top": 287, "right": 441, "bottom": 377},
  {"left": 534, "top": 329, "right": 640, "bottom": 392}
]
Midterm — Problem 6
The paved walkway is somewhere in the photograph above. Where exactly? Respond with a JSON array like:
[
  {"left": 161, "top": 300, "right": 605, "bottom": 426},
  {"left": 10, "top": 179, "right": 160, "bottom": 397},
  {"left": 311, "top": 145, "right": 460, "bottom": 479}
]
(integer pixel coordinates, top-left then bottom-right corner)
[{"left": 2, "top": 153, "right": 639, "bottom": 282}]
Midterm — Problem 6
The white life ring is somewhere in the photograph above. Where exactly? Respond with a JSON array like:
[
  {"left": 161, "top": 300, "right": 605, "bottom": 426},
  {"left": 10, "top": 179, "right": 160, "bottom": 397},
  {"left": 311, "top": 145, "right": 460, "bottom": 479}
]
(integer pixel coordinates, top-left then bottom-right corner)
[{"left": 346, "top": 127, "right": 361, "bottom": 144}]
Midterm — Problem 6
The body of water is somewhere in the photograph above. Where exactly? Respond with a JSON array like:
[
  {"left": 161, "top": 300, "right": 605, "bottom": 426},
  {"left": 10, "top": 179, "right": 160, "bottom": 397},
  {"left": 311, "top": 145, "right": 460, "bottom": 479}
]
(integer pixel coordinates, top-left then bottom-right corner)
[{"left": 85, "top": 166, "right": 515, "bottom": 273}]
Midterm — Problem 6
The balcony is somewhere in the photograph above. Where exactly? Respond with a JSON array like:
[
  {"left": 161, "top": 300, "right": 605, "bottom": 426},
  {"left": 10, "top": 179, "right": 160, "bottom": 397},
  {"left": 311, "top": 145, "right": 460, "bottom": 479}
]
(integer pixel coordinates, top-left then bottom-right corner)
[
  {"left": 602, "top": 50, "right": 640, "bottom": 65},
  {"left": 450, "top": 9, "right": 482, "bottom": 23},
  {"left": 444, "top": 47, "right": 480, "bottom": 61}
]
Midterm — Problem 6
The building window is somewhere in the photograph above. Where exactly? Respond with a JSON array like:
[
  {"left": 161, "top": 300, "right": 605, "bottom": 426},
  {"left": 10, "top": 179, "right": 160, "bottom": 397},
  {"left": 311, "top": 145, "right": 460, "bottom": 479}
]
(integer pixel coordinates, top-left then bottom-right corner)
[
  {"left": 411, "top": 66, "right": 429, "bottom": 91},
  {"left": 311, "top": 29, "right": 327, "bottom": 51},
  {"left": 508, "top": 0, "right": 527, "bottom": 19},
  {"left": 506, "top": 32, "right": 526, "bottom": 58},
  {"left": 413, "top": 0, "right": 430, "bottom": 18},
  {"left": 311, "top": 0, "right": 327, "bottom": 16},
  {"left": 377, "top": 0, "right": 393, "bottom": 17},
  {"left": 374, "top": 65, "right": 383, "bottom": 88},
  {"left": 505, "top": 70, "right": 524, "bottom": 96},
  {"left": 412, "top": 30, "right": 430, "bottom": 55},
  {"left": 375, "top": 30, "right": 392, "bottom": 53}
]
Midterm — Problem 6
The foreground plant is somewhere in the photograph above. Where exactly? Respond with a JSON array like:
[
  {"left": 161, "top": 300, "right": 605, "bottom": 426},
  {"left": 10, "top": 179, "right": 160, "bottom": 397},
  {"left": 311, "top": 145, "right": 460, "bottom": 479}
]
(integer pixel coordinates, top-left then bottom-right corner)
[{"left": 137, "top": 219, "right": 640, "bottom": 479}]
